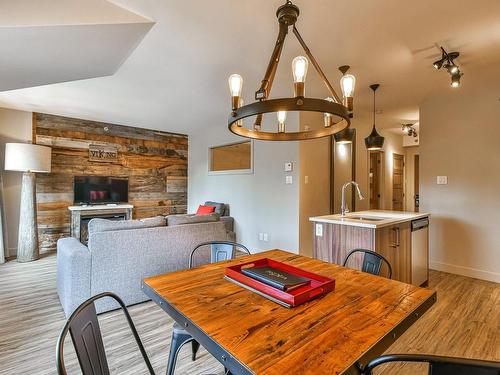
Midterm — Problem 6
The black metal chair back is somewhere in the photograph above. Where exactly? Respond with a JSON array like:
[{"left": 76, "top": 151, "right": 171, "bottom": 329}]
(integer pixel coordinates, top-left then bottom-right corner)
[
  {"left": 56, "top": 292, "right": 155, "bottom": 375},
  {"left": 343, "top": 249, "right": 392, "bottom": 279},
  {"left": 166, "top": 241, "right": 251, "bottom": 375},
  {"left": 188, "top": 240, "right": 251, "bottom": 269},
  {"left": 363, "top": 354, "right": 500, "bottom": 375}
]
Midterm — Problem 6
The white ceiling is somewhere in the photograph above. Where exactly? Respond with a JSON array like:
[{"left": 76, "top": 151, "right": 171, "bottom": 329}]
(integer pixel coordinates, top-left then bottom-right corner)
[
  {"left": 0, "top": 0, "right": 153, "bottom": 91},
  {"left": 0, "top": 0, "right": 499, "bottom": 134}
]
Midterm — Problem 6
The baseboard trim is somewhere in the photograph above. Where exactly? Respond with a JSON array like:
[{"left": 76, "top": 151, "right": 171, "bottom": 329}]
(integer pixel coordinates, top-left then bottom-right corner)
[{"left": 430, "top": 261, "right": 500, "bottom": 283}]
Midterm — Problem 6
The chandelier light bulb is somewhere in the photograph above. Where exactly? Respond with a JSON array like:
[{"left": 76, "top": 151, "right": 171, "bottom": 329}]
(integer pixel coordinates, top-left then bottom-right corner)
[
  {"left": 340, "top": 74, "right": 356, "bottom": 99},
  {"left": 340, "top": 73, "right": 355, "bottom": 111},
  {"left": 228, "top": 74, "right": 243, "bottom": 109},
  {"left": 228, "top": 74, "right": 243, "bottom": 96},
  {"left": 292, "top": 56, "right": 308, "bottom": 83},
  {"left": 292, "top": 56, "right": 308, "bottom": 97},
  {"left": 277, "top": 111, "right": 287, "bottom": 133},
  {"left": 323, "top": 97, "right": 334, "bottom": 127}
]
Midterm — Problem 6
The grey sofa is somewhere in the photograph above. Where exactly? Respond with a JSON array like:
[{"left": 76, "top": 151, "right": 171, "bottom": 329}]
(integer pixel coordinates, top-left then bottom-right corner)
[{"left": 57, "top": 217, "right": 233, "bottom": 317}]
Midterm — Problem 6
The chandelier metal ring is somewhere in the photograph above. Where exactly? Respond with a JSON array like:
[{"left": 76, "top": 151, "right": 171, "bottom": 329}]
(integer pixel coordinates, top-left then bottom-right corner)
[{"left": 228, "top": 97, "right": 350, "bottom": 141}]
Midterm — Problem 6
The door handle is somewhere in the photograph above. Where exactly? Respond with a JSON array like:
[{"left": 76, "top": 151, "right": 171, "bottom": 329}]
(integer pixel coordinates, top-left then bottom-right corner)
[{"left": 391, "top": 227, "right": 400, "bottom": 248}]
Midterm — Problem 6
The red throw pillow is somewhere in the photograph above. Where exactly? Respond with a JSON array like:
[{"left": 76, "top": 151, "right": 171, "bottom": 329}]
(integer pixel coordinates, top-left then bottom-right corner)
[{"left": 196, "top": 205, "right": 216, "bottom": 215}]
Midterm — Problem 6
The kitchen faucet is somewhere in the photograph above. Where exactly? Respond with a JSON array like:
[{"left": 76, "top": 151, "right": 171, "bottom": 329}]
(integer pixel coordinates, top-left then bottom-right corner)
[{"left": 341, "top": 181, "right": 364, "bottom": 217}]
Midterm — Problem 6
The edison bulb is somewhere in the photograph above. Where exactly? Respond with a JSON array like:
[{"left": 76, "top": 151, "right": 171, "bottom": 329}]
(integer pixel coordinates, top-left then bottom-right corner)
[
  {"left": 292, "top": 56, "right": 309, "bottom": 83},
  {"left": 323, "top": 97, "right": 334, "bottom": 127},
  {"left": 277, "top": 111, "right": 287, "bottom": 133},
  {"left": 228, "top": 74, "right": 243, "bottom": 97},
  {"left": 340, "top": 74, "right": 356, "bottom": 98}
]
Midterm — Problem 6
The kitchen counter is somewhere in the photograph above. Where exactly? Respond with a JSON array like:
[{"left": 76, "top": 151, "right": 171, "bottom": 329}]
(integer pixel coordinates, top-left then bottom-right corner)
[
  {"left": 310, "top": 210, "right": 430, "bottom": 229},
  {"left": 311, "top": 210, "right": 430, "bottom": 286}
]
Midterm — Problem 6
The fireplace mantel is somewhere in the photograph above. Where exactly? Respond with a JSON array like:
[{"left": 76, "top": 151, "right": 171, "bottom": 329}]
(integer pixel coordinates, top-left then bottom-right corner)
[{"left": 68, "top": 204, "right": 133, "bottom": 244}]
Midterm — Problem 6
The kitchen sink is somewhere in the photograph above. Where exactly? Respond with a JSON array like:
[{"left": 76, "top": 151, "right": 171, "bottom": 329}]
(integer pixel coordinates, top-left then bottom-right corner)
[{"left": 345, "top": 216, "right": 386, "bottom": 222}]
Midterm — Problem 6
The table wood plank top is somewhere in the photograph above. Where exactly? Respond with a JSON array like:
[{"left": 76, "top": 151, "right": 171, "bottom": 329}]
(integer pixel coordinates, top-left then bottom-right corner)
[{"left": 143, "top": 250, "right": 436, "bottom": 375}]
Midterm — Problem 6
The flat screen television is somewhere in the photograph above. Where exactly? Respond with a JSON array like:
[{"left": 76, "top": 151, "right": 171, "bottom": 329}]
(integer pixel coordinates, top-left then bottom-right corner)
[{"left": 74, "top": 176, "right": 129, "bottom": 205}]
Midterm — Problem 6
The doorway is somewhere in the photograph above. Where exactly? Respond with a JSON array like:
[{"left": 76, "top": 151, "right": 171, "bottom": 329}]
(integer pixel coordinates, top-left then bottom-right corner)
[
  {"left": 414, "top": 154, "right": 419, "bottom": 212},
  {"left": 392, "top": 153, "right": 405, "bottom": 211},
  {"left": 368, "top": 151, "right": 383, "bottom": 209}
]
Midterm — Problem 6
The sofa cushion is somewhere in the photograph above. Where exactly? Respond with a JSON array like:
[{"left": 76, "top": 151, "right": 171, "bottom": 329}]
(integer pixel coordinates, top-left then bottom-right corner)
[
  {"left": 204, "top": 201, "right": 229, "bottom": 216},
  {"left": 88, "top": 215, "right": 166, "bottom": 235},
  {"left": 167, "top": 212, "right": 220, "bottom": 226}
]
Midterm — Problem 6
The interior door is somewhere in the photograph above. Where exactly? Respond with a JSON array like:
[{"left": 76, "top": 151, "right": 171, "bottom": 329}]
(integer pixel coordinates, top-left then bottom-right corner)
[
  {"left": 392, "top": 153, "right": 404, "bottom": 211},
  {"left": 414, "top": 154, "right": 419, "bottom": 212},
  {"left": 369, "top": 151, "right": 382, "bottom": 209}
]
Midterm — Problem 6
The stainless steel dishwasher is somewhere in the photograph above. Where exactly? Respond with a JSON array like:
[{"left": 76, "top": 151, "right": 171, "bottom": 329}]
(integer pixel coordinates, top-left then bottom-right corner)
[{"left": 411, "top": 217, "right": 429, "bottom": 286}]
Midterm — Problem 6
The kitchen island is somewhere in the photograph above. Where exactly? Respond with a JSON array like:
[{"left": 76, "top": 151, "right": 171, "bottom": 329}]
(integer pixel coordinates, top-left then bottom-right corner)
[{"left": 310, "top": 210, "right": 430, "bottom": 286}]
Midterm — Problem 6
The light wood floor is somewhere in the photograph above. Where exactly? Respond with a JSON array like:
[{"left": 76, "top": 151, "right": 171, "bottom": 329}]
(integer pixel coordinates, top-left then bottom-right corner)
[{"left": 0, "top": 254, "right": 498, "bottom": 375}]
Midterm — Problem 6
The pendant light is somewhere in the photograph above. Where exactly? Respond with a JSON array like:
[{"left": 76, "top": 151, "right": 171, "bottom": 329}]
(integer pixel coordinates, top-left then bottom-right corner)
[
  {"left": 334, "top": 128, "right": 355, "bottom": 144},
  {"left": 364, "top": 84, "right": 384, "bottom": 150}
]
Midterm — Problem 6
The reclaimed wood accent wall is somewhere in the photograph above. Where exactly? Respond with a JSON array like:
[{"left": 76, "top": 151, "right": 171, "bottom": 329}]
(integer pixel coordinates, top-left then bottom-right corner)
[{"left": 34, "top": 113, "right": 188, "bottom": 252}]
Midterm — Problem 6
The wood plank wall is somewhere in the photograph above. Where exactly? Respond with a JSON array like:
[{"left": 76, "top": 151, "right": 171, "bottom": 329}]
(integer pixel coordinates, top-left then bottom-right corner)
[{"left": 34, "top": 113, "right": 188, "bottom": 252}]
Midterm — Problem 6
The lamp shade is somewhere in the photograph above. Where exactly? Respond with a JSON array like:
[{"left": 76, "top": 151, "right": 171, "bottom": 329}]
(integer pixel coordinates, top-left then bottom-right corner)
[
  {"left": 364, "top": 126, "right": 385, "bottom": 150},
  {"left": 4, "top": 143, "right": 52, "bottom": 173},
  {"left": 334, "top": 127, "right": 355, "bottom": 144}
]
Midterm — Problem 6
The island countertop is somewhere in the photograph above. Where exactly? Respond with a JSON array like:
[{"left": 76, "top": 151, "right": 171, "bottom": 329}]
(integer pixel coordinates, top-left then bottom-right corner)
[{"left": 309, "top": 210, "right": 430, "bottom": 229}]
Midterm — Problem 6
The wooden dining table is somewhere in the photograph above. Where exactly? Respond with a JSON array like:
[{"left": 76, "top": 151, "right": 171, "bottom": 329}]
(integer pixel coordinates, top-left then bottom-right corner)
[{"left": 142, "top": 250, "right": 437, "bottom": 375}]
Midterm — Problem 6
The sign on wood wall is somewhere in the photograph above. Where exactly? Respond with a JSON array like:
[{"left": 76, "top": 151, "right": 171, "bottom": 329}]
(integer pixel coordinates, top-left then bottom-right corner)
[{"left": 88, "top": 144, "right": 118, "bottom": 162}]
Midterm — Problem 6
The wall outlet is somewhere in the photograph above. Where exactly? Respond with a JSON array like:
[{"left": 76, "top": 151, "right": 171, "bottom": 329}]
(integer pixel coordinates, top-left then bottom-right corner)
[
  {"left": 258, "top": 233, "right": 264, "bottom": 241},
  {"left": 263, "top": 233, "right": 269, "bottom": 242},
  {"left": 315, "top": 223, "right": 323, "bottom": 237},
  {"left": 437, "top": 176, "right": 448, "bottom": 185},
  {"left": 258, "top": 232, "right": 269, "bottom": 242},
  {"left": 285, "top": 175, "right": 293, "bottom": 184},
  {"left": 284, "top": 162, "right": 293, "bottom": 172}
]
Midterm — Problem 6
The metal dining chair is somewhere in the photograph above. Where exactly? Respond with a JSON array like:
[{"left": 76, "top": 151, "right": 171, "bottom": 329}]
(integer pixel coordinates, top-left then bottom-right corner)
[
  {"left": 342, "top": 248, "right": 393, "bottom": 279},
  {"left": 362, "top": 353, "right": 500, "bottom": 375},
  {"left": 56, "top": 292, "right": 155, "bottom": 375},
  {"left": 166, "top": 240, "right": 251, "bottom": 375}
]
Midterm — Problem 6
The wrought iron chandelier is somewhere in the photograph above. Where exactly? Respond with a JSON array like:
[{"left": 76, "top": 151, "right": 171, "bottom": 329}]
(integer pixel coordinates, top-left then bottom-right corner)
[{"left": 227, "top": 1, "right": 356, "bottom": 141}]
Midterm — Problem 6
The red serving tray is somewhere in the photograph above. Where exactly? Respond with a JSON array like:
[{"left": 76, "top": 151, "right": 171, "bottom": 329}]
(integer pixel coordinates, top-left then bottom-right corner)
[{"left": 224, "top": 258, "right": 335, "bottom": 308}]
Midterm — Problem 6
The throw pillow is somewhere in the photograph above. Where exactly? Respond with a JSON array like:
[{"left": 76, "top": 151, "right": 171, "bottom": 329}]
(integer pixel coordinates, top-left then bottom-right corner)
[
  {"left": 204, "top": 201, "right": 226, "bottom": 215},
  {"left": 196, "top": 205, "right": 216, "bottom": 215}
]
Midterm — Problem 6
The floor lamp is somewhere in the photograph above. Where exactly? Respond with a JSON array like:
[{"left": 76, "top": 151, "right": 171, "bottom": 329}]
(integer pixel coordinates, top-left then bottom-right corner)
[{"left": 4, "top": 143, "right": 52, "bottom": 262}]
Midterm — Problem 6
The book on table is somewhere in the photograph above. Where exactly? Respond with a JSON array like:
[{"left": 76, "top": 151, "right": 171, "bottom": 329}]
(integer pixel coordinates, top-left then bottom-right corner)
[
  {"left": 224, "top": 257, "right": 336, "bottom": 308},
  {"left": 241, "top": 266, "right": 310, "bottom": 292}
]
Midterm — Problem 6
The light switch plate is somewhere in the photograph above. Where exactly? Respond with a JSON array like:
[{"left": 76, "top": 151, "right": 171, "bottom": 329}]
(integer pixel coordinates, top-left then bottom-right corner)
[
  {"left": 285, "top": 175, "right": 293, "bottom": 184},
  {"left": 437, "top": 176, "right": 448, "bottom": 185},
  {"left": 284, "top": 162, "right": 293, "bottom": 172},
  {"left": 315, "top": 223, "right": 323, "bottom": 237}
]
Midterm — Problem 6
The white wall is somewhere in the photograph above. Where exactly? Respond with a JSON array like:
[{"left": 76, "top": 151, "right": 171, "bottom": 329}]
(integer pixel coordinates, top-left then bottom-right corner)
[
  {"left": 188, "top": 119, "right": 300, "bottom": 254},
  {"left": 0, "top": 108, "right": 33, "bottom": 257},
  {"left": 420, "top": 82, "right": 500, "bottom": 283}
]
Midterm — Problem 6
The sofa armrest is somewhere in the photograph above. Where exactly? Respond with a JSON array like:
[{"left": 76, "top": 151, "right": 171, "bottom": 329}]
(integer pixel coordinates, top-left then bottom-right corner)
[
  {"left": 220, "top": 216, "right": 234, "bottom": 233},
  {"left": 56, "top": 237, "right": 91, "bottom": 318}
]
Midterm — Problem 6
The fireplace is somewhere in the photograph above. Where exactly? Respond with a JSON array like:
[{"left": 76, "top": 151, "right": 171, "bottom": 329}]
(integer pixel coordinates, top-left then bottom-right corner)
[{"left": 68, "top": 205, "right": 133, "bottom": 244}]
